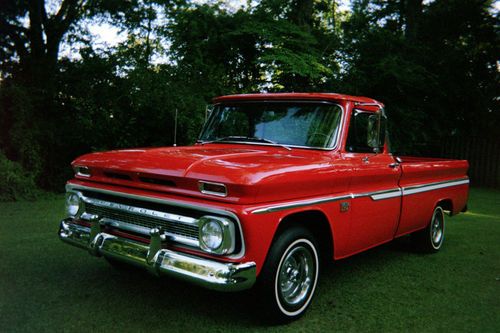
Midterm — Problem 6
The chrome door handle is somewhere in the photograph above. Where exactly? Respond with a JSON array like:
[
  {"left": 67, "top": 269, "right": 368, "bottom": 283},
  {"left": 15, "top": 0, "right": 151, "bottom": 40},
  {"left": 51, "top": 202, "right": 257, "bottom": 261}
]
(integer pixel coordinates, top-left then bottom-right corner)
[{"left": 388, "top": 162, "right": 400, "bottom": 168}]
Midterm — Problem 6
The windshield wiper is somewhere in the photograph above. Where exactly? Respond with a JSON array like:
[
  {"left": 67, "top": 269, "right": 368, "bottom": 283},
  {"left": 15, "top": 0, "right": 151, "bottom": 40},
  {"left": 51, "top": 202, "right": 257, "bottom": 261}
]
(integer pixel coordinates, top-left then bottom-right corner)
[
  {"left": 200, "top": 136, "right": 252, "bottom": 144},
  {"left": 249, "top": 137, "right": 292, "bottom": 150},
  {"left": 200, "top": 136, "right": 291, "bottom": 150}
]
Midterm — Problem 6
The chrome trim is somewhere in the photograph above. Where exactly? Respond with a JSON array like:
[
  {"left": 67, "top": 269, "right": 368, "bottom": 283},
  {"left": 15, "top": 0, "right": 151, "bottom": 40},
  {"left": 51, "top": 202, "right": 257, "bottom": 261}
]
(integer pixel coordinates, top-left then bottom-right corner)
[
  {"left": 369, "top": 189, "right": 402, "bottom": 201},
  {"left": 353, "top": 101, "right": 384, "bottom": 109},
  {"left": 252, "top": 194, "right": 353, "bottom": 214},
  {"left": 72, "top": 191, "right": 200, "bottom": 248},
  {"left": 351, "top": 188, "right": 402, "bottom": 201},
  {"left": 65, "top": 192, "right": 85, "bottom": 218},
  {"left": 59, "top": 219, "right": 256, "bottom": 291},
  {"left": 198, "top": 215, "right": 235, "bottom": 255},
  {"left": 198, "top": 181, "right": 228, "bottom": 197},
  {"left": 198, "top": 101, "right": 345, "bottom": 151},
  {"left": 66, "top": 183, "right": 246, "bottom": 260},
  {"left": 82, "top": 195, "right": 197, "bottom": 225},
  {"left": 251, "top": 177, "right": 469, "bottom": 214},
  {"left": 402, "top": 178, "right": 469, "bottom": 196},
  {"left": 99, "top": 218, "right": 200, "bottom": 248},
  {"left": 74, "top": 165, "right": 91, "bottom": 177},
  {"left": 197, "top": 140, "right": 338, "bottom": 151}
]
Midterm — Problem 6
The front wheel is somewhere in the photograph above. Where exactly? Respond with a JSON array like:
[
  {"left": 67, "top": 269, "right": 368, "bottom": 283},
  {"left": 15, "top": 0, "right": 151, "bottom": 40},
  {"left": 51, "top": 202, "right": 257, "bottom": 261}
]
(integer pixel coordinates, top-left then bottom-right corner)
[
  {"left": 256, "top": 227, "right": 320, "bottom": 322},
  {"left": 411, "top": 206, "right": 446, "bottom": 253}
]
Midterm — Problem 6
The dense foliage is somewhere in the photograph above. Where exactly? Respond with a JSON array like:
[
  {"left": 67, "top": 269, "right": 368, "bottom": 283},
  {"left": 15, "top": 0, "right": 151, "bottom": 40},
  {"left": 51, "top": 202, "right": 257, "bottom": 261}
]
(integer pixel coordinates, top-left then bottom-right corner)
[
  {"left": 0, "top": 0, "right": 499, "bottom": 197},
  {"left": 0, "top": 151, "right": 39, "bottom": 201}
]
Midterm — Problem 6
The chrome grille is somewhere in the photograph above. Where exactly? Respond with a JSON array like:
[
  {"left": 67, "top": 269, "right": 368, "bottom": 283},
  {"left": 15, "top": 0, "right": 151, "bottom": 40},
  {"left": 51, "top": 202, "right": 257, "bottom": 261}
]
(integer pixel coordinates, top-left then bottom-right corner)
[
  {"left": 85, "top": 202, "right": 199, "bottom": 240},
  {"left": 67, "top": 186, "right": 244, "bottom": 257}
]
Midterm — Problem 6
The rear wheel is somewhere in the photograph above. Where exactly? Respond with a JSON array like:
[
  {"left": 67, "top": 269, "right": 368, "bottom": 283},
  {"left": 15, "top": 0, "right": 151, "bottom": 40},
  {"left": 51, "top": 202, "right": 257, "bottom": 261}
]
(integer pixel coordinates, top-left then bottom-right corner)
[
  {"left": 256, "top": 227, "right": 320, "bottom": 322},
  {"left": 411, "top": 206, "right": 446, "bottom": 253}
]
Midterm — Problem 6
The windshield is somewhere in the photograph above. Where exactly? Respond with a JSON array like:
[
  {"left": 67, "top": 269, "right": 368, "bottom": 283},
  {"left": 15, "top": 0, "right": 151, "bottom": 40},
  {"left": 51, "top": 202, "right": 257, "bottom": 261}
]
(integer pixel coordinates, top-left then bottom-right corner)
[{"left": 199, "top": 102, "right": 343, "bottom": 149}]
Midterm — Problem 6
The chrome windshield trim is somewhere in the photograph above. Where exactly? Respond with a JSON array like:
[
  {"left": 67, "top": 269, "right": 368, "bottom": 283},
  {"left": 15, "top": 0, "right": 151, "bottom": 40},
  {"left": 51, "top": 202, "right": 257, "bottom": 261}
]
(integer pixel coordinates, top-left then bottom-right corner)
[
  {"left": 198, "top": 101, "right": 345, "bottom": 151},
  {"left": 196, "top": 140, "right": 338, "bottom": 151},
  {"left": 66, "top": 183, "right": 246, "bottom": 260}
]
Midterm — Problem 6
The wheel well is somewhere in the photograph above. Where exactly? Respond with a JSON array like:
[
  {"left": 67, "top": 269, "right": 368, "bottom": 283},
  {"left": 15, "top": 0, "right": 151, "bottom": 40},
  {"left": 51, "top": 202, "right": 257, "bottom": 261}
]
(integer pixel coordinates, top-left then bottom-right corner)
[
  {"left": 437, "top": 199, "right": 453, "bottom": 216},
  {"left": 274, "top": 210, "right": 334, "bottom": 262}
]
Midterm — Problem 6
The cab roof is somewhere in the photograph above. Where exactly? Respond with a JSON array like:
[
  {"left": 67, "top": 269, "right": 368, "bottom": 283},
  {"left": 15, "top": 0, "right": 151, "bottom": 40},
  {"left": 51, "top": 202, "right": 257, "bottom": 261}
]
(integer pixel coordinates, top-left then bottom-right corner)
[{"left": 213, "top": 92, "right": 383, "bottom": 106}]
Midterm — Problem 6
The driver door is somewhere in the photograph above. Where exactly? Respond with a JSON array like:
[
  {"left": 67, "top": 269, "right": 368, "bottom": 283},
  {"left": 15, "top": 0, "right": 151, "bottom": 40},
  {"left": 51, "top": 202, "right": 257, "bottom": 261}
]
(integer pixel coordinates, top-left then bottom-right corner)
[{"left": 344, "top": 110, "right": 402, "bottom": 254}]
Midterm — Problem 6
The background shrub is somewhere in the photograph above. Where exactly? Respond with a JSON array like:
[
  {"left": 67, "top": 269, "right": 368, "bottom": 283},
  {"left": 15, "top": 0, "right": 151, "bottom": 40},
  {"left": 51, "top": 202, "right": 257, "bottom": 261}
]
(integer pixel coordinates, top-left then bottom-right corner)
[{"left": 0, "top": 151, "right": 40, "bottom": 201}]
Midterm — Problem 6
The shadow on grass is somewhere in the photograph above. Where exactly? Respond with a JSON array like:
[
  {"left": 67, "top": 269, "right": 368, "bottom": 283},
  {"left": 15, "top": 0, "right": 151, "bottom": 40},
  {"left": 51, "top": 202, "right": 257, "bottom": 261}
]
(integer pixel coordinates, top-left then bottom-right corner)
[
  {"left": 56, "top": 236, "right": 423, "bottom": 328},
  {"left": 68, "top": 258, "right": 268, "bottom": 327}
]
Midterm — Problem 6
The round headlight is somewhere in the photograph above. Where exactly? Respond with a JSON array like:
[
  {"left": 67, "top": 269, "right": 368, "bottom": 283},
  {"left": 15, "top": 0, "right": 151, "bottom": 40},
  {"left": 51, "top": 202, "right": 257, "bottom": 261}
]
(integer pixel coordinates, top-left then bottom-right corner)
[
  {"left": 65, "top": 193, "right": 80, "bottom": 217},
  {"left": 200, "top": 219, "right": 223, "bottom": 250}
]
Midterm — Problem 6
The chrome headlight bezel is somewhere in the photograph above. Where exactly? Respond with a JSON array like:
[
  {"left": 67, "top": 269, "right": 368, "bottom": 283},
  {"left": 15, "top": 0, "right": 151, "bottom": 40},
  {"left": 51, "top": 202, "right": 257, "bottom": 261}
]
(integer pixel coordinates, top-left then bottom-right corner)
[
  {"left": 65, "top": 191, "right": 84, "bottom": 218},
  {"left": 198, "top": 215, "right": 235, "bottom": 255}
]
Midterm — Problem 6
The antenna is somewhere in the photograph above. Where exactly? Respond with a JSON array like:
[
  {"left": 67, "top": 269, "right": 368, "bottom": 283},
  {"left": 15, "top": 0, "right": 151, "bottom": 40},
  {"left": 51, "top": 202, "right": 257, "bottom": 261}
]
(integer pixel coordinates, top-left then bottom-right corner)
[{"left": 173, "top": 108, "right": 178, "bottom": 147}]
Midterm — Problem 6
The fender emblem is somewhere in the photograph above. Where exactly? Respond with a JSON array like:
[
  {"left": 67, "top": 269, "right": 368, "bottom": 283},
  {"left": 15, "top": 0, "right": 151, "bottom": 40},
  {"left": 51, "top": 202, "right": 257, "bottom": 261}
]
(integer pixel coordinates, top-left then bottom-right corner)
[{"left": 340, "top": 202, "right": 350, "bottom": 213}]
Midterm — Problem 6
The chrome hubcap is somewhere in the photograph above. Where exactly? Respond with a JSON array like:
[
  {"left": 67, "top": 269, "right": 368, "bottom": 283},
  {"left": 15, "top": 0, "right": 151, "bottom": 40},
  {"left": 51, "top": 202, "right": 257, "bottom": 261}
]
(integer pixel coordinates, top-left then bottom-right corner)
[
  {"left": 278, "top": 245, "right": 314, "bottom": 306},
  {"left": 431, "top": 210, "right": 444, "bottom": 246}
]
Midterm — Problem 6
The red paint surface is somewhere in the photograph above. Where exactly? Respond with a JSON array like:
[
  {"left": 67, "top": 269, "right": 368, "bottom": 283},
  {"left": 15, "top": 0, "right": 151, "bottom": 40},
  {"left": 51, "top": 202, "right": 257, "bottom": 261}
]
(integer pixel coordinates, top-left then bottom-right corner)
[{"left": 69, "top": 93, "right": 469, "bottom": 275}]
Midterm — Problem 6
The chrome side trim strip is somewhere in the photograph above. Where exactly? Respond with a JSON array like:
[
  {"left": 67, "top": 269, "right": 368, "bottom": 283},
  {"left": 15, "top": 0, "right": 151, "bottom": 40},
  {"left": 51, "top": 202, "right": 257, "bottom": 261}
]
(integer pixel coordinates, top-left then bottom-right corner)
[
  {"left": 65, "top": 183, "right": 246, "bottom": 260},
  {"left": 251, "top": 178, "right": 469, "bottom": 214},
  {"left": 251, "top": 194, "right": 353, "bottom": 214},
  {"left": 370, "top": 189, "right": 402, "bottom": 201},
  {"left": 350, "top": 188, "right": 402, "bottom": 200},
  {"left": 402, "top": 178, "right": 469, "bottom": 196}
]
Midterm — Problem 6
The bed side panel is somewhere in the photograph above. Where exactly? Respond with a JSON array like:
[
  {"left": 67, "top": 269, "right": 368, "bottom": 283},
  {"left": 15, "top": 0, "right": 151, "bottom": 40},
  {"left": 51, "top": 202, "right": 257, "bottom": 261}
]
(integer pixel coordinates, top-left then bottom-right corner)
[{"left": 395, "top": 159, "right": 469, "bottom": 237}]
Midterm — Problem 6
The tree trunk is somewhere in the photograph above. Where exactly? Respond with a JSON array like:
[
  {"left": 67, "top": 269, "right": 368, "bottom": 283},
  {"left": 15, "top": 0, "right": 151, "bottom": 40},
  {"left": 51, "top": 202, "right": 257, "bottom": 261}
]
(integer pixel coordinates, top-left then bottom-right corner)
[
  {"left": 404, "top": 0, "right": 422, "bottom": 40},
  {"left": 290, "top": 0, "right": 314, "bottom": 28}
]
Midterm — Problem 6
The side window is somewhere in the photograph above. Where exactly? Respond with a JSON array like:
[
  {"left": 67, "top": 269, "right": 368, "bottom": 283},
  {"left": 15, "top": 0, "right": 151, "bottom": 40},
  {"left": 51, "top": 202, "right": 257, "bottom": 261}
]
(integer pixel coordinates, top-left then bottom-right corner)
[{"left": 346, "top": 110, "right": 386, "bottom": 153}]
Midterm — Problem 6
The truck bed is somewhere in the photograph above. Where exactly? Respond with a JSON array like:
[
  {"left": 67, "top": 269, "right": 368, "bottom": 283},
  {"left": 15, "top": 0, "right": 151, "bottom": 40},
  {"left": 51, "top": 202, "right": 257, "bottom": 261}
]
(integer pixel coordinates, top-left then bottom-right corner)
[{"left": 394, "top": 155, "right": 469, "bottom": 237}]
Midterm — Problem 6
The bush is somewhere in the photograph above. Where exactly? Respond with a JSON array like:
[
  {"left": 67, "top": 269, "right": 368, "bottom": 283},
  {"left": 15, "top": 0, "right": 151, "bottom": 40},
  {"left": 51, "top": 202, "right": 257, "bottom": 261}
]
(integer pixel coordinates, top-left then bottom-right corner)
[{"left": 0, "top": 151, "right": 40, "bottom": 201}]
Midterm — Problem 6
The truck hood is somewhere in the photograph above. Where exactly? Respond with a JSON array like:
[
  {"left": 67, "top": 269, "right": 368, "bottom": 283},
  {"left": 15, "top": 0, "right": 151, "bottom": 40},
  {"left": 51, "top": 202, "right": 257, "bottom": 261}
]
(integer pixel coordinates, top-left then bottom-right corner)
[{"left": 72, "top": 145, "right": 350, "bottom": 204}]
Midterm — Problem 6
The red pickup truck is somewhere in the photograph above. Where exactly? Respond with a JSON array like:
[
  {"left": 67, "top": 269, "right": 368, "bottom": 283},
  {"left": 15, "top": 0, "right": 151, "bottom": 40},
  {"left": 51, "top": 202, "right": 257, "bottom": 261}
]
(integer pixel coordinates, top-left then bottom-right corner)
[{"left": 59, "top": 93, "right": 469, "bottom": 321}]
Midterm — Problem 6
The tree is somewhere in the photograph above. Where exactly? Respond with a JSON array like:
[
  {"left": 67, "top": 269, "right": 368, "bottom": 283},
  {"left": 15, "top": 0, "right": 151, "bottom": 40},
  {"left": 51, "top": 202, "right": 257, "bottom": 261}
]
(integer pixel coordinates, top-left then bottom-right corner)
[
  {"left": 339, "top": 0, "right": 499, "bottom": 154},
  {"left": 0, "top": 0, "right": 498, "bottom": 195},
  {"left": 1, "top": 0, "right": 85, "bottom": 87}
]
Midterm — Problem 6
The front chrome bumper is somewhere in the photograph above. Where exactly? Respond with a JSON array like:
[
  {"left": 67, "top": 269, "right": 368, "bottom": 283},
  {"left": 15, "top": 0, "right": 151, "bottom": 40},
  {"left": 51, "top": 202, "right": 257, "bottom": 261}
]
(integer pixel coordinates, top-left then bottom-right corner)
[{"left": 58, "top": 218, "right": 256, "bottom": 291}]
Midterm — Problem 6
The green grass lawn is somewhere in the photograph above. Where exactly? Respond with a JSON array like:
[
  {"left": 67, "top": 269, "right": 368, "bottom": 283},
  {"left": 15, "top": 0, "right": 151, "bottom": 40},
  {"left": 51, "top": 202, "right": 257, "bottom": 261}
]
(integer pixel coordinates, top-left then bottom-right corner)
[{"left": 1, "top": 188, "right": 499, "bottom": 332}]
